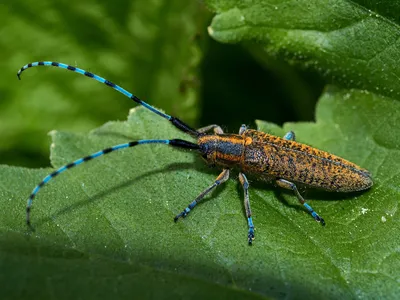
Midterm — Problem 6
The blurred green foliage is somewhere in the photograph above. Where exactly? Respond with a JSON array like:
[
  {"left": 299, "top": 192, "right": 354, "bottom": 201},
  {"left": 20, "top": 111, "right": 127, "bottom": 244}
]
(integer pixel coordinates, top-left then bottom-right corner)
[
  {"left": 0, "top": 0, "right": 203, "bottom": 167},
  {"left": 0, "top": 0, "right": 323, "bottom": 168}
]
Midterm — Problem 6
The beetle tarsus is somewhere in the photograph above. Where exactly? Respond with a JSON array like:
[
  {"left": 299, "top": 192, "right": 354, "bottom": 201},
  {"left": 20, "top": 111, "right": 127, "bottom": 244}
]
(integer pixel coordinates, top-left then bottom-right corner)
[
  {"left": 248, "top": 230, "right": 255, "bottom": 245},
  {"left": 174, "top": 210, "right": 188, "bottom": 222}
]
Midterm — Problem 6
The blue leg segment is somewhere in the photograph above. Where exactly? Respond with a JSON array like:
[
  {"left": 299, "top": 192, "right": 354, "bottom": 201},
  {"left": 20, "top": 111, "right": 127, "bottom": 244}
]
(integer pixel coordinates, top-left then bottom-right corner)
[
  {"left": 247, "top": 217, "right": 255, "bottom": 244},
  {"left": 303, "top": 203, "right": 324, "bottom": 224},
  {"left": 174, "top": 169, "right": 230, "bottom": 222},
  {"left": 26, "top": 138, "right": 199, "bottom": 226},
  {"left": 17, "top": 61, "right": 198, "bottom": 137},
  {"left": 174, "top": 200, "right": 197, "bottom": 220},
  {"left": 239, "top": 173, "right": 255, "bottom": 244},
  {"left": 275, "top": 178, "right": 325, "bottom": 226},
  {"left": 283, "top": 131, "right": 296, "bottom": 141}
]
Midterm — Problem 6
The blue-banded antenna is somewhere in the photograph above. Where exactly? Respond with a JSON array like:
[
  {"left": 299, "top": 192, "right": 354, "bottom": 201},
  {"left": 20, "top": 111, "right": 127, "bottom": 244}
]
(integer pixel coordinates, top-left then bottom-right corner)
[
  {"left": 17, "top": 61, "right": 199, "bottom": 137},
  {"left": 25, "top": 139, "right": 199, "bottom": 226}
]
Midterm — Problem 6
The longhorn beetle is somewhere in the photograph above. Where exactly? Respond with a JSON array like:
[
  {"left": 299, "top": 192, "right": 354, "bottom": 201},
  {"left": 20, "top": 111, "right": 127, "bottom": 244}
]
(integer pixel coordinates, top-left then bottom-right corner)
[{"left": 18, "top": 61, "right": 373, "bottom": 245}]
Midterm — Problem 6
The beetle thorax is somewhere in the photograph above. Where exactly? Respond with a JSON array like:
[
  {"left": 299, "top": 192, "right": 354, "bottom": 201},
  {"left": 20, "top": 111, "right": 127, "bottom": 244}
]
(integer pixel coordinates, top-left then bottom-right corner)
[{"left": 198, "top": 134, "right": 245, "bottom": 167}]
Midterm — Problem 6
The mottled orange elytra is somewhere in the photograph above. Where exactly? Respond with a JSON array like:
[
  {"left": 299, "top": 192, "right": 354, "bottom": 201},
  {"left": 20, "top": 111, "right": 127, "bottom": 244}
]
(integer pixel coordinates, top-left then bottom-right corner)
[
  {"left": 18, "top": 61, "right": 373, "bottom": 245},
  {"left": 199, "top": 129, "right": 372, "bottom": 193}
]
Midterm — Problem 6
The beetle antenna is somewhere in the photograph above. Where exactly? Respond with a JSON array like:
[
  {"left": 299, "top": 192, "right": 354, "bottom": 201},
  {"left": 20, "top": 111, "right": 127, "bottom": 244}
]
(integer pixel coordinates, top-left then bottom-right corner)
[
  {"left": 26, "top": 139, "right": 199, "bottom": 226},
  {"left": 17, "top": 61, "right": 199, "bottom": 137}
]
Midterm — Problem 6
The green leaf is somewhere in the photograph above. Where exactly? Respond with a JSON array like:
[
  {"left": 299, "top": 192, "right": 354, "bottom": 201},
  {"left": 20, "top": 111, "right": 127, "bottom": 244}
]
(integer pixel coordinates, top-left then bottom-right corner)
[
  {"left": 1, "top": 88, "right": 399, "bottom": 298},
  {"left": 206, "top": 0, "right": 400, "bottom": 100},
  {"left": 0, "top": 0, "right": 204, "bottom": 167}
]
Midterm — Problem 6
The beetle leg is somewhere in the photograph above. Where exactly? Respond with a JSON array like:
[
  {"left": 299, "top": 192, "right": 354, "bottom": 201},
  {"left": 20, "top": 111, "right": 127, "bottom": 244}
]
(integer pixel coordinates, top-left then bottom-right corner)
[
  {"left": 239, "top": 124, "right": 247, "bottom": 135},
  {"left": 239, "top": 172, "right": 255, "bottom": 245},
  {"left": 174, "top": 169, "right": 230, "bottom": 221},
  {"left": 283, "top": 131, "right": 296, "bottom": 141},
  {"left": 197, "top": 124, "right": 224, "bottom": 134},
  {"left": 276, "top": 178, "right": 325, "bottom": 225}
]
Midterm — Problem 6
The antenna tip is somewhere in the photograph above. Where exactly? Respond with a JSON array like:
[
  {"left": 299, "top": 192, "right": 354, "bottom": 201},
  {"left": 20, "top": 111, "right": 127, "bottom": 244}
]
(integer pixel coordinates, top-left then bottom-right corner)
[{"left": 17, "top": 72, "right": 21, "bottom": 80}]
